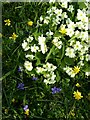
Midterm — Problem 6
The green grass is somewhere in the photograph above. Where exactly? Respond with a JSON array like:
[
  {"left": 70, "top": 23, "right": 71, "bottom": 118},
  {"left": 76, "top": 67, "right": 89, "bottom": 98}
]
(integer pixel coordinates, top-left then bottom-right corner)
[{"left": 2, "top": 2, "right": 90, "bottom": 120}]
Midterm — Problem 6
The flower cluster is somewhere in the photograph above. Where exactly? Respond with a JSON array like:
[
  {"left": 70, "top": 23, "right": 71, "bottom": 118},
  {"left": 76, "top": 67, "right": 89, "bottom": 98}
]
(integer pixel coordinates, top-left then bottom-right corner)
[
  {"left": 51, "top": 87, "right": 61, "bottom": 94},
  {"left": 21, "top": 2, "right": 89, "bottom": 99},
  {"left": 36, "top": 62, "right": 57, "bottom": 84}
]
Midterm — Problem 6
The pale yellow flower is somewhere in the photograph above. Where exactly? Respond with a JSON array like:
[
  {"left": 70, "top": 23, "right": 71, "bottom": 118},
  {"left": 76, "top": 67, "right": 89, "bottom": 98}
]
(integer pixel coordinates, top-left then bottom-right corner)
[
  {"left": 9, "top": 33, "right": 18, "bottom": 40},
  {"left": 25, "top": 109, "right": 29, "bottom": 116},
  {"left": 5, "top": 109, "right": 8, "bottom": 114},
  {"left": 27, "top": 21, "right": 33, "bottom": 26},
  {"left": 59, "top": 25, "right": 66, "bottom": 34},
  {"left": 70, "top": 112, "right": 75, "bottom": 116},
  {"left": 73, "top": 90, "right": 83, "bottom": 100},
  {"left": 76, "top": 83, "right": 81, "bottom": 87},
  {"left": 4, "top": 19, "right": 11, "bottom": 26},
  {"left": 12, "top": 98, "right": 15, "bottom": 103}
]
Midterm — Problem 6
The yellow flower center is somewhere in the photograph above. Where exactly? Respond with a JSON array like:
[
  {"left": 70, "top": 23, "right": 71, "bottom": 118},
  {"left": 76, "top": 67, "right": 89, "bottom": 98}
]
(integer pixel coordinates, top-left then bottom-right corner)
[
  {"left": 27, "top": 21, "right": 33, "bottom": 26},
  {"left": 73, "top": 90, "right": 83, "bottom": 100}
]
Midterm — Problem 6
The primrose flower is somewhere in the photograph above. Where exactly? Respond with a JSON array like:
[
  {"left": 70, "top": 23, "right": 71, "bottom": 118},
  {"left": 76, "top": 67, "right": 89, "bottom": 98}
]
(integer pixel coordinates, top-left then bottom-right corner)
[
  {"left": 25, "top": 54, "right": 34, "bottom": 60},
  {"left": 24, "top": 61, "right": 33, "bottom": 71},
  {"left": 61, "top": 2, "right": 68, "bottom": 8},
  {"left": 73, "top": 90, "right": 83, "bottom": 100},
  {"left": 4, "top": 19, "right": 11, "bottom": 26},
  {"left": 51, "top": 87, "right": 61, "bottom": 94},
  {"left": 85, "top": 72, "right": 90, "bottom": 76},
  {"left": 17, "top": 83, "right": 24, "bottom": 90},
  {"left": 26, "top": 36, "right": 33, "bottom": 42},
  {"left": 22, "top": 40, "right": 30, "bottom": 51},
  {"left": 38, "top": 35, "right": 46, "bottom": 44},
  {"left": 73, "top": 66, "right": 80, "bottom": 74},
  {"left": 65, "top": 47, "right": 75, "bottom": 58},
  {"left": 74, "top": 41, "right": 83, "bottom": 51},
  {"left": 9, "top": 33, "right": 18, "bottom": 40},
  {"left": 31, "top": 44, "right": 39, "bottom": 53},
  {"left": 76, "top": 83, "right": 81, "bottom": 87},
  {"left": 27, "top": 21, "right": 33, "bottom": 26}
]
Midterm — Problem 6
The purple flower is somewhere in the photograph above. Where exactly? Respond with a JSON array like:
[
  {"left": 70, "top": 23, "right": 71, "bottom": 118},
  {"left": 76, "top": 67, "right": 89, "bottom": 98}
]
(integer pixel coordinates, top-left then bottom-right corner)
[
  {"left": 51, "top": 87, "right": 61, "bottom": 94},
  {"left": 23, "top": 105, "right": 28, "bottom": 111},
  {"left": 17, "top": 83, "right": 24, "bottom": 90},
  {"left": 32, "top": 76, "right": 38, "bottom": 81},
  {"left": 18, "top": 66, "right": 23, "bottom": 72}
]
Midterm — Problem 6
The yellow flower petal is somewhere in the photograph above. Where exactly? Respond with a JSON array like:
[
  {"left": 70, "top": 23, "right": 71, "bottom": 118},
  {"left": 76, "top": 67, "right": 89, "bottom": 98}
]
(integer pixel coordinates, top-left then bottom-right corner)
[
  {"left": 25, "top": 109, "right": 29, "bottom": 116},
  {"left": 73, "top": 66, "right": 80, "bottom": 74},
  {"left": 73, "top": 90, "right": 83, "bottom": 100},
  {"left": 76, "top": 83, "right": 81, "bottom": 87},
  {"left": 4, "top": 19, "right": 11, "bottom": 26},
  {"left": 9, "top": 33, "right": 18, "bottom": 40},
  {"left": 27, "top": 21, "right": 33, "bottom": 26}
]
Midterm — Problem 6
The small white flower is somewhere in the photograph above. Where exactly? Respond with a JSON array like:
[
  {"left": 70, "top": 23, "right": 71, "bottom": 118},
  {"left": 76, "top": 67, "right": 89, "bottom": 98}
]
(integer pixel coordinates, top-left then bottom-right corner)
[
  {"left": 80, "top": 55, "right": 84, "bottom": 61},
  {"left": 38, "top": 35, "right": 46, "bottom": 45},
  {"left": 77, "top": 9, "right": 86, "bottom": 21},
  {"left": 65, "top": 47, "right": 76, "bottom": 58},
  {"left": 70, "top": 40, "right": 75, "bottom": 46},
  {"left": 40, "top": 44, "right": 48, "bottom": 54},
  {"left": 25, "top": 54, "right": 34, "bottom": 59},
  {"left": 24, "top": 61, "right": 33, "bottom": 71},
  {"left": 46, "top": 30, "right": 53, "bottom": 36},
  {"left": 85, "top": 54, "right": 90, "bottom": 61},
  {"left": 54, "top": 9, "right": 62, "bottom": 16},
  {"left": 27, "top": 36, "right": 33, "bottom": 42},
  {"left": 40, "top": 16, "right": 43, "bottom": 22},
  {"left": 85, "top": 72, "right": 90, "bottom": 76},
  {"left": 22, "top": 40, "right": 30, "bottom": 51},
  {"left": 44, "top": 17, "right": 50, "bottom": 24},
  {"left": 36, "top": 67, "right": 46, "bottom": 74},
  {"left": 78, "top": 61, "right": 84, "bottom": 66},
  {"left": 61, "top": 2, "right": 68, "bottom": 8},
  {"left": 76, "top": 21, "right": 84, "bottom": 30},
  {"left": 75, "top": 30, "right": 80, "bottom": 38},
  {"left": 74, "top": 41, "right": 83, "bottom": 51},
  {"left": 66, "top": 28, "right": 74, "bottom": 37},
  {"left": 67, "top": 21, "right": 75, "bottom": 30},
  {"left": 68, "top": 5, "right": 74, "bottom": 12},
  {"left": 61, "top": 12, "right": 68, "bottom": 19},
  {"left": 31, "top": 44, "right": 39, "bottom": 53}
]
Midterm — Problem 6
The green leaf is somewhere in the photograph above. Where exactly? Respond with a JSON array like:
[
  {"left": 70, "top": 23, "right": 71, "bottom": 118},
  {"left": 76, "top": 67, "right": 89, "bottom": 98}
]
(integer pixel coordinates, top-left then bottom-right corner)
[
  {"left": 35, "top": 52, "right": 41, "bottom": 66},
  {"left": 45, "top": 45, "right": 55, "bottom": 63},
  {"left": 64, "top": 56, "right": 74, "bottom": 66},
  {"left": 60, "top": 44, "right": 65, "bottom": 60},
  {"left": 82, "top": 63, "right": 90, "bottom": 72},
  {"left": 56, "top": 71, "right": 61, "bottom": 82},
  {"left": 78, "top": 2, "right": 86, "bottom": 9}
]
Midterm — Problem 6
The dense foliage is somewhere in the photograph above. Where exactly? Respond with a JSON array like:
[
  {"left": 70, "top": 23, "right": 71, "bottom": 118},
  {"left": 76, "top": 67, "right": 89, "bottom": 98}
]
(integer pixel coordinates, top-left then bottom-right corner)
[{"left": 2, "top": 2, "right": 90, "bottom": 120}]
